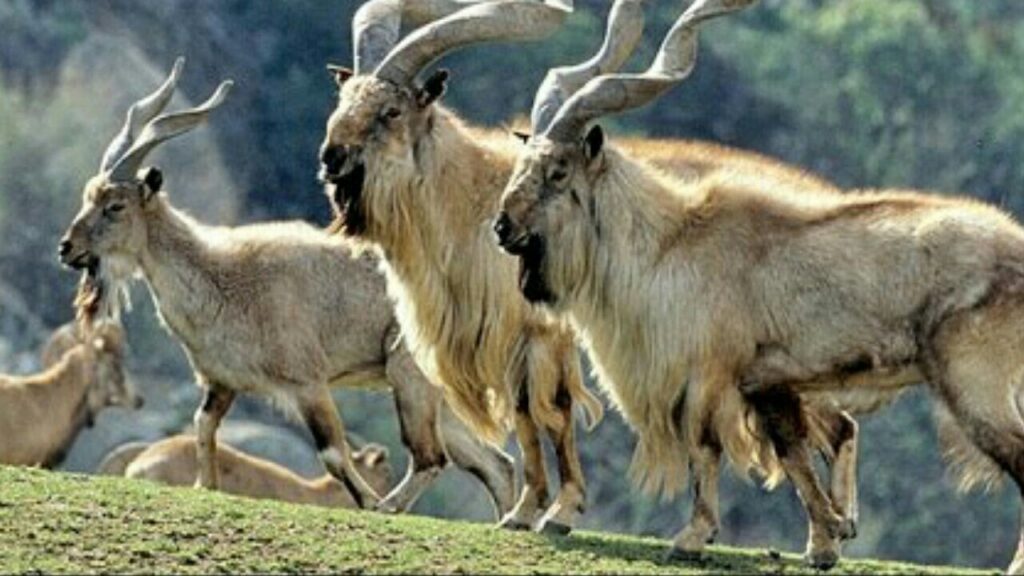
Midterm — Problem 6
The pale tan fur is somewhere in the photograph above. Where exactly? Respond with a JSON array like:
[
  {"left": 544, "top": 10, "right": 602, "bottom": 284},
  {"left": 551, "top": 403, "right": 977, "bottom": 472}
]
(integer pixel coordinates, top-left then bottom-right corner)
[
  {"left": 0, "top": 321, "right": 138, "bottom": 467},
  {"left": 96, "top": 440, "right": 150, "bottom": 476},
  {"left": 321, "top": 75, "right": 601, "bottom": 531},
  {"left": 122, "top": 435, "right": 392, "bottom": 509},
  {"left": 60, "top": 174, "right": 516, "bottom": 518},
  {"left": 500, "top": 132, "right": 1024, "bottom": 571}
]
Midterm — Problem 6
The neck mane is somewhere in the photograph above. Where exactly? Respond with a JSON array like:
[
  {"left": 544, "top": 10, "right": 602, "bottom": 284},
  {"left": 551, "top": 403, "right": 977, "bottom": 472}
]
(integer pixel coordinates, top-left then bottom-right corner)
[
  {"left": 137, "top": 196, "right": 225, "bottom": 340},
  {"left": 358, "top": 105, "right": 534, "bottom": 438},
  {"left": 551, "top": 146, "right": 709, "bottom": 496}
]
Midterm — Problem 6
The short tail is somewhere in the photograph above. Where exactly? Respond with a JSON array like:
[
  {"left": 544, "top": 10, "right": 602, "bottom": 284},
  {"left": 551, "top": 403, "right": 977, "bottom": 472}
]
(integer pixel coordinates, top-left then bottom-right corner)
[
  {"left": 933, "top": 402, "right": 1004, "bottom": 492},
  {"left": 95, "top": 441, "right": 152, "bottom": 476}
]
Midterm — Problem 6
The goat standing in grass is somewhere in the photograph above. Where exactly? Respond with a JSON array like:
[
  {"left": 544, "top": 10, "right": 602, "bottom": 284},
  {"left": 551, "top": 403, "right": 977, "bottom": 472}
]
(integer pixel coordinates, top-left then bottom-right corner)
[
  {"left": 109, "top": 435, "right": 393, "bottom": 510},
  {"left": 0, "top": 320, "right": 141, "bottom": 467},
  {"left": 505, "top": 0, "right": 904, "bottom": 556},
  {"left": 318, "top": 0, "right": 612, "bottom": 533},
  {"left": 59, "top": 59, "right": 516, "bottom": 517},
  {"left": 492, "top": 0, "right": 1023, "bottom": 568}
]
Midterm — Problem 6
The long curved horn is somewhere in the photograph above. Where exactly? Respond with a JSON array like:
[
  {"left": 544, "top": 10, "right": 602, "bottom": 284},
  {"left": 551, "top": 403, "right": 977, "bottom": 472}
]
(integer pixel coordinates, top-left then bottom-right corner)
[
  {"left": 107, "top": 81, "right": 233, "bottom": 182},
  {"left": 544, "top": 0, "right": 756, "bottom": 142},
  {"left": 530, "top": 0, "right": 645, "bottom": 135},
  {"left": 354, "top": 0, "right": 487, "bottom": 74},
  {"left": 374, "top": 0, "right": 573, "bottom": 87},
  {"left": 100, "top": 57, "right": 185, "bottom": 172}
]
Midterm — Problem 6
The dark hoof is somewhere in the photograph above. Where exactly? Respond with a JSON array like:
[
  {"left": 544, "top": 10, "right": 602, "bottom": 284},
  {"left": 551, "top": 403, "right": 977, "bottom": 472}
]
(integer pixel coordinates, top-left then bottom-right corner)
[
  {"left": 837, "top": 518, "right": 857, "bottom": 541},
  {"left": 806, "top": 549, "right": 839, "bottom": 571},
  {"left": 538, "top": 520, "right": 572, "bottom": 536},
  {"left": 666, "top": 547, "right": 704, "bottom": 563},
  {"left": 767, "top": 549, "right": 782, "bottom": 560}
]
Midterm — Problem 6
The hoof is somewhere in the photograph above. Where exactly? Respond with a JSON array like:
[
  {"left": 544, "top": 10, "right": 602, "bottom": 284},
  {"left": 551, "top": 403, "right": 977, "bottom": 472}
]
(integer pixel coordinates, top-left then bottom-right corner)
[
  {"left": 767, "top": 549, "right": 782, "bottom": 561},
  {"left": 538, "top": 520, "right": 572, "bottom": 536},
  {"left": 806, "top": 549, "right": 839, "bottom": 571},
  {"left": 374, "top": 501, "right": 400, "bottom": 514},
  {"left": 666, "top": 546, "right": 703, "bottom": 563},
  {"left": 836, "top": 518, "right": 857, "bottom": 541}
]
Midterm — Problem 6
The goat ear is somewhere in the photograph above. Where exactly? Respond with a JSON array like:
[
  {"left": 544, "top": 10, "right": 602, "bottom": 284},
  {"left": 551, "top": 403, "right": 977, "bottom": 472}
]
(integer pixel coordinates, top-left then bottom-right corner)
[
  {"left": 416, "top": 69, "right": 449, "bottom": 108},
  {"left": 327, "top": 64, "right": 354, "bottom": 88},
  {"left": 141, "top": 166, "right": 163, "bottom": 201},
  {"left": 511, "top": 130, "right": 531, "bottom": 144},
  {"left": 583, "top": 125, "right": 604, "bottom": 163}
]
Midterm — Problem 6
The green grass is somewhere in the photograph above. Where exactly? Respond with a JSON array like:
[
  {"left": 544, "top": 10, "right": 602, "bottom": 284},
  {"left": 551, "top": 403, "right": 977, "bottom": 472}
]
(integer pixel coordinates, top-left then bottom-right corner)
[{"left": 0, "top": 466, "right": 991, "bottom": 575}]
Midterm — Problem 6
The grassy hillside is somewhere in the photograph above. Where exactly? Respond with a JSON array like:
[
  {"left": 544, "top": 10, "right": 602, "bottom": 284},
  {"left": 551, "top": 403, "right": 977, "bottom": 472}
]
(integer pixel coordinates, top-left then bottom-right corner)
[{"left": 0, "top": 466, "right": 991, "bottom": 575}]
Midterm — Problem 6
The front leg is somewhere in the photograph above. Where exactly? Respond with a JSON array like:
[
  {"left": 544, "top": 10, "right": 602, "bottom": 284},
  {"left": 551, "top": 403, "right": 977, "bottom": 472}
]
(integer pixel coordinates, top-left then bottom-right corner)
[
  {"left": 193, "top": 384, "right": 236, "bottom": 490},
  {"left": 500, "top": 387, "right": 549, "bottom": 531},
  {"left": 668, "top": 442, "right": 721, "bottom": 559},
  {"left": 536, "top": 382, "right": 587, "bottom": 535},
  {"left": 748, "top": 388, "right": 846, "bottom": 571},
  {"left": 378, "top": 341, "right": 448, "bottom": 513},
  {"left": 813, "top": 404, "right": 859, "bottom": 540}
]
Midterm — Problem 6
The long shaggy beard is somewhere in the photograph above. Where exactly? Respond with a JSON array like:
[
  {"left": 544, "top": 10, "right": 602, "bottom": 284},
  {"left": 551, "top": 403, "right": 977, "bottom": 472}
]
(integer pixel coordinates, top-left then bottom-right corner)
[
  {"left": 75, "top": 256, "right": 135, "bottom": 326},
  {"left": 324, "top": 163, "right": 368, "bottom": 237}
]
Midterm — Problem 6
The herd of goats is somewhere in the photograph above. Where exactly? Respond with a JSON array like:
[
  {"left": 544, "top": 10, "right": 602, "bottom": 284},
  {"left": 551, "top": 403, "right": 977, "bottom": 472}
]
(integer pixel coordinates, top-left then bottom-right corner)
[{"left": 4, "top": 0, "right": 1024, "bottom": 571}]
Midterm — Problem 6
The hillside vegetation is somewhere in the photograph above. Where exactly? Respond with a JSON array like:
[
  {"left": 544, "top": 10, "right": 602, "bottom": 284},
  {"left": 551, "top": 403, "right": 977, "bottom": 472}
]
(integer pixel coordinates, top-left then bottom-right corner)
[{"left": 0, "top": 466, "right": 989, "bottom": 575}]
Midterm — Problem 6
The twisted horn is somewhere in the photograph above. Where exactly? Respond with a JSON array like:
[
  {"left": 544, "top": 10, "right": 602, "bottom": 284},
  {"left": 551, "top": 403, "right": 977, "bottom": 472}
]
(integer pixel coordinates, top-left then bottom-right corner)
[
  {"left": 354, "top": 0, "right": 488, "bottom": 74},
  {"left": 374, "top": 0, "right": 573, "bottom": 87},
  {"left": 530, "top": 0, "right": 645, "bottom": 135},
  {"left": 107, "top": 80, "right": 233, "bottom": 182},
  {"left": 100, "top": 57, "right": 184, "bottom": 172},
  {"left": 544, "top": 0, "right": 756, "bottom": 142}
]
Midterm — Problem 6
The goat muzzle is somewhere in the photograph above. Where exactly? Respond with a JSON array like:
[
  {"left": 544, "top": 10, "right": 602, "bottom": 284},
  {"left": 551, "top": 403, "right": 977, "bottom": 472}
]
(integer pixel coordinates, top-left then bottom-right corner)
[
  {"left": 493, "top": 211, "right": 533, "bottom": 256},
  {"left": 58, "top": 237, "right": 97, "bottom": 271}
]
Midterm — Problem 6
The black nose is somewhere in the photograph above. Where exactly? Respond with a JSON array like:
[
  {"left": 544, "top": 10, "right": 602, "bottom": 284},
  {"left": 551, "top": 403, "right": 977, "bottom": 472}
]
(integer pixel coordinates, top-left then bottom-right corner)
[
  {"left": 58, "top": 239, "right": 72, "bottom": 258},
  {"left": 320, "top": 145, "right": 347, "bottom": 175},
  {"left": 493, "top": 212, "right": 514, "bottom": 245}
]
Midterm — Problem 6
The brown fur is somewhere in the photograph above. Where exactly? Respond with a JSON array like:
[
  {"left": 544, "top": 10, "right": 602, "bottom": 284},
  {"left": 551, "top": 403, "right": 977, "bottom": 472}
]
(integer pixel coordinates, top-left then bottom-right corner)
[
  {"left": 321, "top": 75, "right": 602, "bottom": 531},
  {"left": 60, "top": 172, "right": 516, "bottom": 518},
  {"left": 122, "top": 435, "right": 392, "bottom": 509},
  {"left": 0, "top": 321, "right": 139, "bottom": 467},
  {"left": 500, "top": 133, "right": 1024, "bottom": 570}
]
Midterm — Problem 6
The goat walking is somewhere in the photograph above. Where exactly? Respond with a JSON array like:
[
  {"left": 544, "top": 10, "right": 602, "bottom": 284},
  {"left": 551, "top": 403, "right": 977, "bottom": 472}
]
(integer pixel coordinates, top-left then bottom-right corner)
[
  {"left": 496, "top": 0, "right": 1015, "bottom": 570},
  {"left": 319, "top": 0, "right": 604, "bottom": 532},
  {"left": 59, "top": 59, "right": 515, "bottom": 517}
]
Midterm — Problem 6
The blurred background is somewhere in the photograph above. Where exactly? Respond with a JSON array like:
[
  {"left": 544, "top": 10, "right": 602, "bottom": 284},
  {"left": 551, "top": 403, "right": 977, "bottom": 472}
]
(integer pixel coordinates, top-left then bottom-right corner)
[{"left": 1, "top": 0, "right": 1022, "bottom": 570}]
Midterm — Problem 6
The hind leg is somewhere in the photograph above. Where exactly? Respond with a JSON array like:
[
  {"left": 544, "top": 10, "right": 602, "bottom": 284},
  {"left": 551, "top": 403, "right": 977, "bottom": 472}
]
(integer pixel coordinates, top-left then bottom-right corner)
[
  {"left": 440, "top": 405, "right": 518, "bottom": 520},
  {"left": 378, "top": 343, "right": 449, "bottom": 513},
  {"left": 748, "top": 388, "right": 846, "bottom": 571},
  {"left": 925, "top": 303, "right": 1024, "bottom": 575},
  {"left": 298, "top": 385, "right": 381, "bottom": 509}
]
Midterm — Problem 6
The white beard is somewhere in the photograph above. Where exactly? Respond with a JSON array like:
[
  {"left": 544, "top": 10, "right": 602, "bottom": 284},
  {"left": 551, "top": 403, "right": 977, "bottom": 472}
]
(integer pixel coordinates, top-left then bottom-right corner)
[{"left": 94, "top": 254, "right": 137, "bottom": 321}]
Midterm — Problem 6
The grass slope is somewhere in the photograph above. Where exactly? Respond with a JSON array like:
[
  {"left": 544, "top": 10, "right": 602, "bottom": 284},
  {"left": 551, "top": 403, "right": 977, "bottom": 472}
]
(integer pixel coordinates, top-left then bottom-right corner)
[{"left": 0, "top": 466, "right": 991, "bottom": 575}]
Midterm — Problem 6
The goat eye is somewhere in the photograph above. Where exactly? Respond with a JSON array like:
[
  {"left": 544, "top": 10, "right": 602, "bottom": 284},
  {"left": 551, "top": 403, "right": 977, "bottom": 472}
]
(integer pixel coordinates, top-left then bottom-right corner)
[
  {"left": 382, "top": 107, "right": 402, "bottom": 121},
  {"left": 104, "top": 203, "right": 125, "bottom": 216},
  {"left": 550, "top": 170, "right": 568, "bottom": 183}
]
